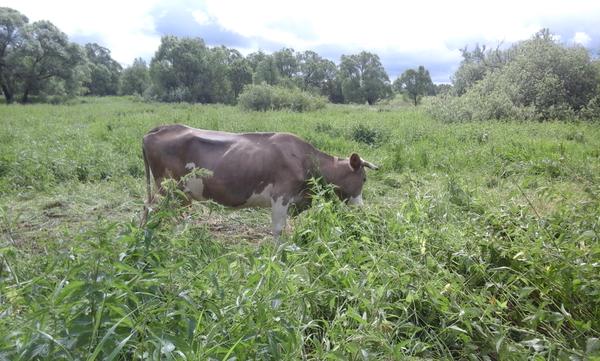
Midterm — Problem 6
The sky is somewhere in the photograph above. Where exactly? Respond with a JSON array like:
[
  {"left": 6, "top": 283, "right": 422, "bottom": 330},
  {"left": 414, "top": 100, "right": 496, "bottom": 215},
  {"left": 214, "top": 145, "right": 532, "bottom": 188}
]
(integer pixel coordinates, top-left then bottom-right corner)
[{"left": 4, "top": 0, "right": 600, "bottom": 83}]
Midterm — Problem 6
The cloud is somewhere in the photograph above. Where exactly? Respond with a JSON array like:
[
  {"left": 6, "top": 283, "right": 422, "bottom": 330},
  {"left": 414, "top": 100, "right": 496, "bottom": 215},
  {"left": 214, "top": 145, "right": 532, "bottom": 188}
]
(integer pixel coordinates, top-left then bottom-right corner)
[
  {"left": 199, "top": 0, "right": 600, "bottom": 81},
  {"left": 152, "top": 6, "right": 250, "bottom": 47},
  {"left": 3, "top": 0, "right": 162, "bottom": 65},
  {"left": 572, "top": 32, "right": 592, "bottom": 46},
  {"left": 4, "top": 0, "right": 600, "bottom": 80}
]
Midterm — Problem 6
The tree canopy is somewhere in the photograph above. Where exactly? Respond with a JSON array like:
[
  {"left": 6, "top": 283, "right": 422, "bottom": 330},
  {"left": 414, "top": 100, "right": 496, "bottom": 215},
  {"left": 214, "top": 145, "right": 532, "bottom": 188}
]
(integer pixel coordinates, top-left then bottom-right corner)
[
  {"left": 3, "top": 6, "right": 600, "bottom": 118},
  {"left": 120, "top": 58, "right": 149, "bottom": 96},
  {"left": 0, "top": 7, "right": 28, "bottom": 103},
  {"left": 84, "top": 43, "right": 122, "bottom": 96},
  {"left": 339, "top": 51, "right": 391, "bottom": 105},
  {"left": 394, "top": 66, "right": 435, "bottom": 105},
  {"left": 0, "top": 7, "right": 433, "bottom": 106},
  {"left": 426, "top": 29, "right": 600, "bottom": 121},
  {"left": 0, "top": 9, "right": 86, "bottom": 103}
]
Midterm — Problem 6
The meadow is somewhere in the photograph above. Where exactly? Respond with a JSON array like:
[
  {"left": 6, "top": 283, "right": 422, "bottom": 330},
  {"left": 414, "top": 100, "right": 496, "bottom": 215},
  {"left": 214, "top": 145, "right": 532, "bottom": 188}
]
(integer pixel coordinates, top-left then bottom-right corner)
[{"left": 0, "top": 97, "right": 599, "bottom": 360}]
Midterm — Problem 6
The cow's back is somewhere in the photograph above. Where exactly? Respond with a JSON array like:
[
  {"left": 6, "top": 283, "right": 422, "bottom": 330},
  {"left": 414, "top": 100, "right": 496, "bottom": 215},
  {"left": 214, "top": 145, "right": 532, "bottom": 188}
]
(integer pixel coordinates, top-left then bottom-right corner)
[
  {"left": 143, "top": 125, "right": 310, "bottom": 207},
  {"left": 143, "top": 125, "right": 234, "bottom": 181}
]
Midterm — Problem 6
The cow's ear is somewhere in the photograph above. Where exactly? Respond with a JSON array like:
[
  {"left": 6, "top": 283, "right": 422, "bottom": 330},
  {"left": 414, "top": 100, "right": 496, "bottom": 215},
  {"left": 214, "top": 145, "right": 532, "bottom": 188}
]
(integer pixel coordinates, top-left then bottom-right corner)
[{"left": 349, "top": 153, "right": 362, "bottom": 171}]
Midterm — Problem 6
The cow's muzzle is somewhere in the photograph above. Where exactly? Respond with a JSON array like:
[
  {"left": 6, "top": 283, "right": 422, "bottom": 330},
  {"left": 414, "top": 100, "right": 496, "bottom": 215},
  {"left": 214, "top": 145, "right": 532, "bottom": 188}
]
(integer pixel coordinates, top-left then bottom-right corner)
[{"left": 348, "top": 194, "right": 364, "bottom": 206}]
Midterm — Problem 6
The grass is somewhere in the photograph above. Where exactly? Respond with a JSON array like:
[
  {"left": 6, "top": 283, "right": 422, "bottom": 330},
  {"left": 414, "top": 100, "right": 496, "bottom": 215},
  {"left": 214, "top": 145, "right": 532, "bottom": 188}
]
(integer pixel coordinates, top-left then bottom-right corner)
[{"left": 0, "top": 96, "right": 599, "bottom": 360}]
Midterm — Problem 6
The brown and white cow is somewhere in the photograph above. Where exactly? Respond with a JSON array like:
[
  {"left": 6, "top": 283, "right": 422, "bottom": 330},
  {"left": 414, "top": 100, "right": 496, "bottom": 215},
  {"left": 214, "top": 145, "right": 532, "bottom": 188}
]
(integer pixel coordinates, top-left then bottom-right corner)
[{"left": 142, "top": 124, "right": 378, "bottom": 240}]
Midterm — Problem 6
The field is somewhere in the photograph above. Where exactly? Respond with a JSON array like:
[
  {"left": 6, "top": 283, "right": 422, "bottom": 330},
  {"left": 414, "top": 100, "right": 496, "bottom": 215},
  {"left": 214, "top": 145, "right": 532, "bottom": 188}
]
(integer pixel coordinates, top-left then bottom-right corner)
[{"left": 1, "top": 97, "right": 599, "bottom": 360}]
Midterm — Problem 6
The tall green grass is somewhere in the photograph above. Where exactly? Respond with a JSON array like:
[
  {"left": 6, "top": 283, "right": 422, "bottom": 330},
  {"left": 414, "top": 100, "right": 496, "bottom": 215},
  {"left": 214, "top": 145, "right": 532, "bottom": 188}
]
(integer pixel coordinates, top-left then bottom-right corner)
[{"left": 0, "top": 97, "right": 599, "bottom": 359}]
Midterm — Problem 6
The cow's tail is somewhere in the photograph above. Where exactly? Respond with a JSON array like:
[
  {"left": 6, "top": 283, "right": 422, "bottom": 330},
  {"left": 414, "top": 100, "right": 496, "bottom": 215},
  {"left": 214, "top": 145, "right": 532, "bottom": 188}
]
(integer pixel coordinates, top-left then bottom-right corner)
[{"left": 141, "top": 143, "right": 152, "bottom": 226}]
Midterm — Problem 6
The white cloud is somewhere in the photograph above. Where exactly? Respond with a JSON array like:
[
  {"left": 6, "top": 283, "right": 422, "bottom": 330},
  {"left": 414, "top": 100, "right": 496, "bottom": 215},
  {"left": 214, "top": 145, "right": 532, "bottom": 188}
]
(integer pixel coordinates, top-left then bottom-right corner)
[
  {"left": 4, "top": 0, "right": 600, "bottom": 80},
  {"left": 572, "top": 31, "right": 592, "bottom": 46},
  {"left": 192, "top": 10, "right": 212, "bottom": 26},
  {"left": 3, "top": 0, "right": 162, "bottom": 66},
  {"left": 200, "top": 0, "right": 599, "bottom": 62}
]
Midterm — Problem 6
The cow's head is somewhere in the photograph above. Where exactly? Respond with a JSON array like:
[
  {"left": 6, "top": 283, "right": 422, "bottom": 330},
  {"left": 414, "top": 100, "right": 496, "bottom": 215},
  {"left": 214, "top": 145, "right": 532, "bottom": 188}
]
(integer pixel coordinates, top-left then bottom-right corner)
[{"left": 334, "top": 153, "right": 379, "bottom": 205}]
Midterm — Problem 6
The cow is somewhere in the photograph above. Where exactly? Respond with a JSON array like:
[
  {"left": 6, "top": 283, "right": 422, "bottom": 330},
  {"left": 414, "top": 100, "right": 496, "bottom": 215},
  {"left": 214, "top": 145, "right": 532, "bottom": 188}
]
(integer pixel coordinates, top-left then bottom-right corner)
[{"left": 142, "top": 124, "right": 378, "bottom": 241}]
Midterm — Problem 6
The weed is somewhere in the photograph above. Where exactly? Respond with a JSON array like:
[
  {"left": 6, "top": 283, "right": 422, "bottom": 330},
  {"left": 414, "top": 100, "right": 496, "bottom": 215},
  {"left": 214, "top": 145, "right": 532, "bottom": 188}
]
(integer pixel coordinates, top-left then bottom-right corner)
[
  {"left": 351, "top": 124, "right": 387, "bottom": 147},
  {"left": 0, "top": 97, "right": 599, "bottom": 359}
]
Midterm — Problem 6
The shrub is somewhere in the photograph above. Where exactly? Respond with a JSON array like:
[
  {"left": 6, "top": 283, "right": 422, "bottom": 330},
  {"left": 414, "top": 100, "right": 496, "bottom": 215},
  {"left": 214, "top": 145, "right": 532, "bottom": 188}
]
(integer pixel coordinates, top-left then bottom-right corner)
[
  {"left": 350, "top": 124, "right": 387, "bottom": 146},
  {"left": 315, "top": 123, "right": 342, "bottom": 137},
  {"left": 580, "top": 96, "right": 600, "bottom": 121},
  {"left": 427, "top": 30, "right": 599, "bottom": 122},
  {"left": 238, "top": 83, "right": 326, "bottom": 112},
  {"left": 424, "top": 89, "right": 537, "bottom": 123}
]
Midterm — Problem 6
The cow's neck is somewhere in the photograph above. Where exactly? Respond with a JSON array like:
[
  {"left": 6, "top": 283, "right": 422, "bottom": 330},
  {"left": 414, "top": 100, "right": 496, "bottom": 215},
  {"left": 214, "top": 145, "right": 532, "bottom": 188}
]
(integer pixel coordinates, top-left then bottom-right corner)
[{"left": 314, "top": 152, "right": 345, "bottom": 184}]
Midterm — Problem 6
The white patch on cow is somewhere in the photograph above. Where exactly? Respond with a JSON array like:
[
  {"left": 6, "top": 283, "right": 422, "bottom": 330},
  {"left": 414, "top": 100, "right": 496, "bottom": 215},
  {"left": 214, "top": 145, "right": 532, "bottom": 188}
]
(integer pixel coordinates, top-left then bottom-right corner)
[
  {"left": 184, "top": 177, "right": 206, "bottom": 200},
  {"left": 185, "top": 162, "right": 196, "bottom": 170},
  {"left": 243, "top": 184, "right": 274, "bottom": 208},
  {"left": 271, "top": 196, "right": 289, "bottom": 243},
  {"left": 348, "top": 194, "right": 363, "bottom": 206}
]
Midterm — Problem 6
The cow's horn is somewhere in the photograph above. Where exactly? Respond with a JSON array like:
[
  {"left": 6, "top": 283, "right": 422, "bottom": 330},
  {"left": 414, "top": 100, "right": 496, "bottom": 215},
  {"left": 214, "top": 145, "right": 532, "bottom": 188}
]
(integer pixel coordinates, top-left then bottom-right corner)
[{"left": 362, "top": 159, "right": 379, "bottom": 170}]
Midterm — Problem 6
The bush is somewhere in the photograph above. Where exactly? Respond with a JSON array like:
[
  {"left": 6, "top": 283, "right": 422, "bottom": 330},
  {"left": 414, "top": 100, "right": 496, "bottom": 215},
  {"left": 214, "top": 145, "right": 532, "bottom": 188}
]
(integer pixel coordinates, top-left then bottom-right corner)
[
  {"left": 350, "top": 124, "right": 388, "bottom": 146},
  {"left": 238, "top": 83, "right": 326, "bottom": 112},
  {"left": 427, "top": 30, "right": 600, "bottom": 122},
  {"left": 423, "top": 95, "right": 472, "bottom": 122},
  {"left": 580, "top": 95, "right": 600, "bottom": 121}
]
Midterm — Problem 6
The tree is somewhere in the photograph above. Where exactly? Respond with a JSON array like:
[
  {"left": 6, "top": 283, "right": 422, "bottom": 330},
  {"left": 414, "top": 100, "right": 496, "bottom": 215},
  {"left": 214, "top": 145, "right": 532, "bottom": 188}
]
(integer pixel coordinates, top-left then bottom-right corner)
[
  {"left": 296, "top": 50, "right": 337, "bottom": 96},
  {"left": 435, "top": 83, "right": 453, "bottom": 95},
  {"left": 206, "top": 46, "right": 234, "bottom": 103},
  {"left": 120, "top": 58, "right": 149, "bottom": 96},
  {"left": 452, "top": 43, "right": 512, "bottom": 96},
  {"left": 426, "top": 29, "right": 600, "bottom": 121},
  {"left": 148, "top": 36, "right": 251, "bottom": 103},
  {"left": 323, "top": 76, "right": 344, "bottom": 103},
  {"left": 5, "top": 20, "right": 85, "bottom": 103},
  {"left": 253, "top": 54, "right": 279, "bottom": 85},
  {"left": 0, "top": 7, "right": 28, "bottom": 103},
  {"left": 502, "top": 29, "right": 598, "bottom": 117},
  {"left": 246, "top": 51, "right": 266, "bottom": 71},
  {"left": 149, "top": 36, "right": 211, "bottom": 102},
  {"left": 273, "top": 48, "right": 298, "bottom": 78},
  {"left": 339, "top": 51, "right": 391, "bottom": 105},
  {"left": 84, "top": 43, "right": 122, "bottom": 95},
  {"left": 222, "top": 48, "right": 252, "bottom": 100},
  {"left": 394, "top": 66, "right": 435, "bottom": 105}
]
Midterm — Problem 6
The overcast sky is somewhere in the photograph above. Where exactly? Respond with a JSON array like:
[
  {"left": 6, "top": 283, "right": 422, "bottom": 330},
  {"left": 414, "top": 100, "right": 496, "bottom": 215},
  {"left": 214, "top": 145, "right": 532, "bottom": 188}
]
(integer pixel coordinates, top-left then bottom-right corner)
[{"left": 4, "top": 0, "right": 600, "bottom": 83}]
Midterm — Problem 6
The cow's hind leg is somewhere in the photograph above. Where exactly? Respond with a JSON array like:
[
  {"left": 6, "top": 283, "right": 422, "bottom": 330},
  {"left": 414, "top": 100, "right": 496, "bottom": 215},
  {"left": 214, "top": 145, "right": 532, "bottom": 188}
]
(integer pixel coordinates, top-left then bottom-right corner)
[
  {"left": 271, "top": 197, "right": 289, "bottom": 243},
  {"left": 140, "top": 177, "right": 164, "bottom": 226}
]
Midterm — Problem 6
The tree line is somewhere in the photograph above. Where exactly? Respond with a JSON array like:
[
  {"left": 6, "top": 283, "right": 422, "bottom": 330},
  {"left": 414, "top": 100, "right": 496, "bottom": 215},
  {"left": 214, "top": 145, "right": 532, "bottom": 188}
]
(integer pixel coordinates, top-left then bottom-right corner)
[
  {"left": 5, "top": 6, "right": 598, "bottom": 119},
  {"left": 0, "top": 7, "right": 436, "bottom": 105}
]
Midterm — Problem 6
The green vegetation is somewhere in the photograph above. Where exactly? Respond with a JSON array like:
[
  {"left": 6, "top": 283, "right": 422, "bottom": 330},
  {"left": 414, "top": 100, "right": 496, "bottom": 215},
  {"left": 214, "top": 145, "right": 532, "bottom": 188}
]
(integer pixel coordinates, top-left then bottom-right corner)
[
  {"left": 238, "top": 84, "right": 326, "bottom": 112},
  {"left": 1, "top": 97, "right": 599, "bottom": 359},
  {"left": 2, "top": 3, "right": 599, "bottom": 360},
  {"left": 4, "top": 6, "right": 600, "bottom": 118},
  {"left": 119, "top": 58, "right": 150, "bottom": 97},
  {"left": 0, "top": 9, "right": 87, "bottom": 104},
  {"left": 338, "top": 52, "right": 392, "bottom": 105},
  {"left": 393, "top": 66, "right": 435, "bottom": 106},
  {"left": 84, "top": 43, "right": 122, "bottom": 96},
  {"left": 426, "top": 30, "right": 600, "bottom": 121},
  {"left": 0, "top": 7, "right": 392, "bottom": 106}
]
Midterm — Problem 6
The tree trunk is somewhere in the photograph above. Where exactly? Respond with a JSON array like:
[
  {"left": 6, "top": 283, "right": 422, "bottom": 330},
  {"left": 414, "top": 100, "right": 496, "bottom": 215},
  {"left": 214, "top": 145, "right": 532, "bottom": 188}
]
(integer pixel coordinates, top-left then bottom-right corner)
[
  {"left": 1, "top": 84, "right": 13, "bottom": 104},
  {"left": 21, "top": 87, "right": 29, "bottom": 103}
]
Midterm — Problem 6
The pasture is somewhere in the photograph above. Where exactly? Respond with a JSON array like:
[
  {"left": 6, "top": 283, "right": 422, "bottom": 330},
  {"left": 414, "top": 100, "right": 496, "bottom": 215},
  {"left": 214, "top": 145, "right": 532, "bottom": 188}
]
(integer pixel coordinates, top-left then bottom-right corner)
[{"left": 0, "top": 97, "right": 599, "bottom": 359}]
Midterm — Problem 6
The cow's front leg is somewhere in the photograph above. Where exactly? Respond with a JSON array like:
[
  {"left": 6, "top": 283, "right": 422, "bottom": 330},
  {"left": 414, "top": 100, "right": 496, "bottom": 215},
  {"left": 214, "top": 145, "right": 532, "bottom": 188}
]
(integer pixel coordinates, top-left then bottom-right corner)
[{"left": 271, "top": 197, "right": 289, "bottom": 243}]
